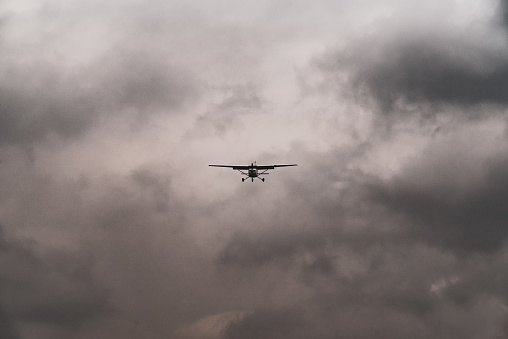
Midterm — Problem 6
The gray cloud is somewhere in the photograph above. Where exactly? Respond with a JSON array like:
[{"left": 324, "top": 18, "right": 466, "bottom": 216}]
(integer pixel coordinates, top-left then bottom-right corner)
[
  {"left": 214, "top": 137, "right": 508, "bottom": 338},
  {"left": 189, "top": 83, "right": 265, "bottom": 137},
  {"left": 0, "top": 30, "right": 197, "bottom": 147},
  {"left": 368, "top": 149, "right": 508, "bottom": 253},
  {"left": 223, "top": 308, "right": 317, "bottom": 339},
  {"left": 0, "top": 310, "right": 19, "bottom": 339},
  {"left": 0, "top": 226, "right": 110, "bottom": 337},
  {"left": 500, "top": 0, "right": 508, "bottom": 27},
  {"left": 215, "top": 145, "right": 405, "bottom": 268},
  {"left": 4, "top": 0, "right": 508, "bottom": 338},
  {"left": 319, "top": 27, "right": 508, "bottom": 117}
]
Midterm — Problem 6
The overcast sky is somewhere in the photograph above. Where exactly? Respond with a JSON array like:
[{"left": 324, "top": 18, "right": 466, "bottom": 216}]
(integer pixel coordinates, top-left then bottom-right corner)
[{"left": 2, "top": 0, "right": 508, "bottom": 338}]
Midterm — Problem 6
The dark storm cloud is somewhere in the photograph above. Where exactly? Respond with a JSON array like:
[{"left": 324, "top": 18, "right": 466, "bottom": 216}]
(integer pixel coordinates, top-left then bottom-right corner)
[
  {"left": 0, "top": 226, "right": 109, "bottom": 336},
  {"left": 96, "top": 51, "right": 197, "bottom": 114},
  {"left": 0, "top": 308, "right": 19, "bottom": 339},
  {"left": 218, "top": 223, "right": 332, "bottom": 268},
  {"left": 500, "top": 0, "right": 508, "bottom": 27},
  {"left": 223, "top": 308, "right": 318, "bottom": 339},
  {"left": 6, "top": 0, "right": 508, "bottom": 338},
  {"left": 0, "top": 49, "right": 197, "bottom": 146},
  {"left": 321, "top": 30, "right": 508, "bottom": 115},
  {"left": 0, "top": 230, "right": 19, "bottom": 339},
  {"left": 216, "top": 146, "right": 407, "bottom": 270},
  {"left": 218, "top": 238, "right": 482, "bottom": 339},
  {"left": 368, "top": 152, "right": 508, "bottom": 253},
  {"left": 214, "top": 139, "right": 508, "bottom": 338},
  {"left": 0, "top": 162, "right": 223, "bottom": 338}
]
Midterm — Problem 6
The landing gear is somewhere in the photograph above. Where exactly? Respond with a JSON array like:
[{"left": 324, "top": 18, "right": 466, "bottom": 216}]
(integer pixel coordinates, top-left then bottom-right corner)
[{"left": 241, "top": 176, "right": 265, "bottom": 182}]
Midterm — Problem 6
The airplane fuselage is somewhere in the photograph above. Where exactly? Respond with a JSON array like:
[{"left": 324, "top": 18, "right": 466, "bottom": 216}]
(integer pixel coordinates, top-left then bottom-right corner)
[{"left": 248, "top": 168, "right": 258, "bottom": 178}]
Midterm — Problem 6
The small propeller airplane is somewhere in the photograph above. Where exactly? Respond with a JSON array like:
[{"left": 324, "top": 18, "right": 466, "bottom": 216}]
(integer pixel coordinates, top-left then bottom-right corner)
[{"left": 209, "top": 162, "right": 297, "bottom": 182}]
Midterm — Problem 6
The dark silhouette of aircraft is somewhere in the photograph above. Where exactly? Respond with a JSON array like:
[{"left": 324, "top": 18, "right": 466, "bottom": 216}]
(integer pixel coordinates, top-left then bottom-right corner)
[{"left": 209, "top": 162, "right": 297, "bottom": 182}]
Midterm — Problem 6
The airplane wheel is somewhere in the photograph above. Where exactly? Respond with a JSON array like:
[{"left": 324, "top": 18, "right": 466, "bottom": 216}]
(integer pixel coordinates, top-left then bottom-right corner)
[
  {"left": 242, "top": 178, "right": 245, "bottom": 182},
  {"left": 262, "top": 178, "right": 265, "bottom": 182}
]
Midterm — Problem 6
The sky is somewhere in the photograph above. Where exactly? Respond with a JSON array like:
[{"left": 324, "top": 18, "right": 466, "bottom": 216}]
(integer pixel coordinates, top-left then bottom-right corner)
[{"left": 2, "top": 0, "right": 508, "bottom": 338}]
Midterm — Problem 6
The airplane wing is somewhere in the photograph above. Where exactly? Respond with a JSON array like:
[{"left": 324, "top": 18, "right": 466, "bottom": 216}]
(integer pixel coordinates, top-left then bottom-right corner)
[
  {"left": 256, "top": 164, "right": 298, "bottom": 170},
  {"left": 209, "top": 165, "right": 250, "bottom": 170}
]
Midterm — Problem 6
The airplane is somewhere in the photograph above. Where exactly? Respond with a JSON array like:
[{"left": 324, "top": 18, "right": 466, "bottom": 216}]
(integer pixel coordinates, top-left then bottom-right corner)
[{"left": 209, "top": 161, "right": 297, "bottom": 182}]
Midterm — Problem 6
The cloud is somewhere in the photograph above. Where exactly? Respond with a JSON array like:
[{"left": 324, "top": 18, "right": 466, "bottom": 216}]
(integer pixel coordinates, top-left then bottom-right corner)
[
  {"left": 0, "top": 8, "right": 198, "bottom": 148},
  {"left": 499, "top": 0, "right": 508, "bottom": 27},
  {"left": 0, "top": 226, "right": 110, "bottom": 337},
  {"left": 188, "top": 83, "right": 265, "bottom": 137},
  {"left": 223, "top": 308, "right": 315, "bottom": 339},
  {"left": 175, "top": 311, "right": 247, "bottom": 339},
  {"left": 0, "top": 161, "right": 234, "bottom": 338},
  {"left": 368, "top": 137, "right": 508, "bottom": 253},
  {"left": 4, "top": 0, "right": 508, "bottom": 338},
  {"left": 318, "top": 23, "right": 508, "bottom": 118},
  {"left": 212, "top": 130, "right": 508, "bottom": 338},
  {"left": 0, "top": 52, "right": 197, "bottom": 147}
]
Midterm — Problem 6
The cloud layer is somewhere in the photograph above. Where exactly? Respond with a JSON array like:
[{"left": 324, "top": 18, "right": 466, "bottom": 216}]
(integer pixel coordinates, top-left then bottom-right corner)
[{"left": 2, "top": 0, "right": 508, "bottom": 338}]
